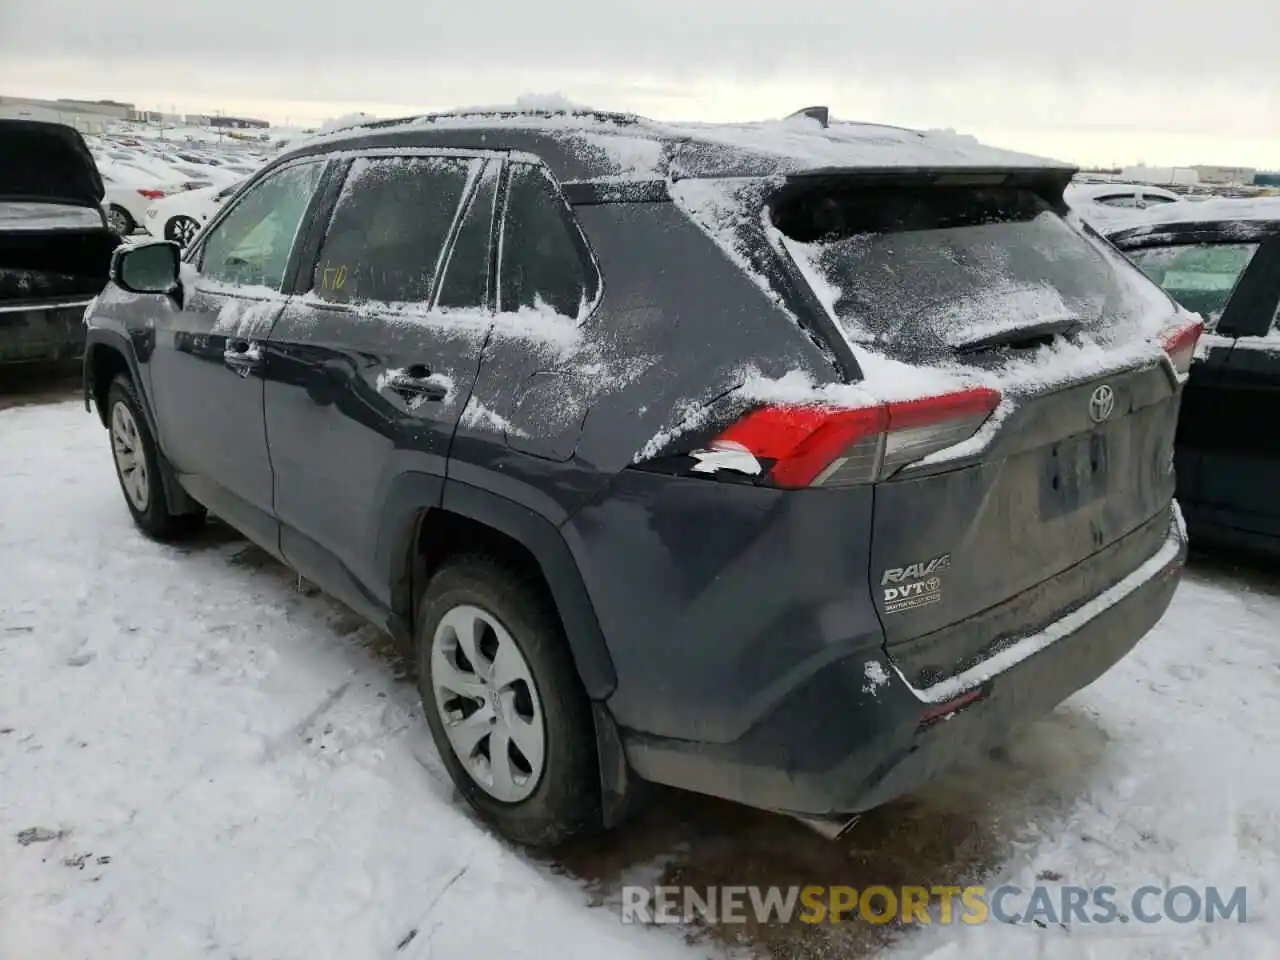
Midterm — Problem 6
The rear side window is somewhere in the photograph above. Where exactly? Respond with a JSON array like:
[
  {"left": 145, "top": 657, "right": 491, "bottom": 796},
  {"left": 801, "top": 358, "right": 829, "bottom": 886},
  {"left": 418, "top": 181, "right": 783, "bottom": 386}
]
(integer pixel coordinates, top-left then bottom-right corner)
[
  {"left": 499, "top": 163, "right": 596, "bottom": 318},
  {"left": 312, "top": 155, "right": 478, "bottom": 304},
  {"left": 1126, "top": 243, "right": 1259, "bottom": 324},
  {"left": 770, "top": 185, "right": 1164, "bottom": 363}
]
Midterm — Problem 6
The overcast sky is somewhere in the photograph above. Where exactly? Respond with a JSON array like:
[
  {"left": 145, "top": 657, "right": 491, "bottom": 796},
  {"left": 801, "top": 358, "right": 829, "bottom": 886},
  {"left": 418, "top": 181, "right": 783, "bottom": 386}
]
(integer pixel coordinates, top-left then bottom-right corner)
[{"left": 2, "top": 0, "right": 1277, "bottom": 168}]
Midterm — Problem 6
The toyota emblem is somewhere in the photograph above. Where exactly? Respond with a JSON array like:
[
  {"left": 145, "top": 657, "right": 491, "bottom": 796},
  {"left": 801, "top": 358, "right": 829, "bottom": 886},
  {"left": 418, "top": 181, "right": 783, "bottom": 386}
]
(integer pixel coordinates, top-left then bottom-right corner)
[{"left": 1089, "top": 384, "right": 1116, "bottom": 423}]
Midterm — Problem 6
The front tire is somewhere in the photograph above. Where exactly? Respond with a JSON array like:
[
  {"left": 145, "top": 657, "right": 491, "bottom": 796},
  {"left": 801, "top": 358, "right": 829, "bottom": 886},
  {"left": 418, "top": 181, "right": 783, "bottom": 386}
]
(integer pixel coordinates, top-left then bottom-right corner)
[
  {"left": 106, "top": 376, "right": 205, "bottom": 540},
  {"left": 417, "top": 556, "right": 600, "bottom": 847}
]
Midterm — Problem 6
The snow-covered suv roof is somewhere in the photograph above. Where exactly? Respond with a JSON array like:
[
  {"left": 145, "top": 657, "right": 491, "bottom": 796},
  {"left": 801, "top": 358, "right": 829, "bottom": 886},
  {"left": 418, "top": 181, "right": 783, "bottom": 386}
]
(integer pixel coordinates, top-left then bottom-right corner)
[{"left": 281, "top": 106, "right": 1075, "bottom": 185}]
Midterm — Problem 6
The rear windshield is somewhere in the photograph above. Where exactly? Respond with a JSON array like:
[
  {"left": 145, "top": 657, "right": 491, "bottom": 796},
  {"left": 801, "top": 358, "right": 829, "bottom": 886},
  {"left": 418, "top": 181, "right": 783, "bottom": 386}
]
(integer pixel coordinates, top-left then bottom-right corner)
[{"left": 770, "top": 185, "right": 1167, "bottom": 364}]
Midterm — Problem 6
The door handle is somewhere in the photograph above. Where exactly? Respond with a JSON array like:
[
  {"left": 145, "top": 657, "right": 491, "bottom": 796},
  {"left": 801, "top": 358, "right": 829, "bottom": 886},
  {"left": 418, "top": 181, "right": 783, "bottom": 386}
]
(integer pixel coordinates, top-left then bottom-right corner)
[
  {"left": 381, "top": 365, "right": 449, "bottom": 403},
  {"left": 223, "top": 339, "right": 263, "bottom": 378}
]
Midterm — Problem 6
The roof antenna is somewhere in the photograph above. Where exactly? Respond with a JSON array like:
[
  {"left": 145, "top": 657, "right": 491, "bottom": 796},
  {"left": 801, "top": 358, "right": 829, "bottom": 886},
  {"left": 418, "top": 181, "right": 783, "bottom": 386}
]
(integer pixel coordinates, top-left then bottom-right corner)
[{"left": 787, "top": 106, "right": 829, "bottom": 128}]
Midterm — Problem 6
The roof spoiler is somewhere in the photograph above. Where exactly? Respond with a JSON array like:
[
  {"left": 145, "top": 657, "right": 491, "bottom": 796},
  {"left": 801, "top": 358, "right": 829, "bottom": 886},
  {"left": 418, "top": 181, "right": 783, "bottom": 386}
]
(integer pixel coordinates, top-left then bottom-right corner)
[
  {"left": 786, "top": 106, "right": 830, "bottom": 128},
  {"left": 766, "top": 166, "right": 1077, "bottom": 207}
]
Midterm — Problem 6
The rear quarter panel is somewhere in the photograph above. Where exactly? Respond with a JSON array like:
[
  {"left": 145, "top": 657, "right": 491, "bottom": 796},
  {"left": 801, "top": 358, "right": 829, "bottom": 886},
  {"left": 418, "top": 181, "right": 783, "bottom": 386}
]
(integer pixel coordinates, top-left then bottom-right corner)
[{"left": 462, "top": 199, "right": 837, "bottom": 519}]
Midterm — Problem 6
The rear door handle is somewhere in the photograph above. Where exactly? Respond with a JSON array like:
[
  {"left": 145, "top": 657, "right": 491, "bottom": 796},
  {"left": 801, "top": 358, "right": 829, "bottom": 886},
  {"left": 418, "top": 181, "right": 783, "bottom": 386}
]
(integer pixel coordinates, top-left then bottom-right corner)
[
  {"left": 223, "top": 339, "right": 263, "bottom": 378},
  {"left": 382, "top": 366, "right": 449, "bottom": 403}
]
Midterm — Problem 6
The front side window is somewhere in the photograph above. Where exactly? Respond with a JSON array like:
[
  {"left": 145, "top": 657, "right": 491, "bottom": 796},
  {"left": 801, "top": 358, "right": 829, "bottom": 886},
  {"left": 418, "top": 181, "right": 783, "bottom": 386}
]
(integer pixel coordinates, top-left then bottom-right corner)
[
  {"left": 312, "top": 155, "right": 477, "bottom": 304},
  {"left": 199, "top": 161, "right": 325, "bottom": 291},
  {"left": 499, "top": 164, "right": 596, "bottom": 318},
  {"left": 1096, "top": 194, "right": 1141, "bottom": 208},
  {"left": 1126, "top": 242, "right": 1260, "bottom": 325}
]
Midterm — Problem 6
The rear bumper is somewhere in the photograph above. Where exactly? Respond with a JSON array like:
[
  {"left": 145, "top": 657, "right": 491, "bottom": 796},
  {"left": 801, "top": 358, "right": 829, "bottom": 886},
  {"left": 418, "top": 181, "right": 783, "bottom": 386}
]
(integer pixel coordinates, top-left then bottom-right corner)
[{"left": 622, "top": 506, "right": 1187, "bottom": 816}]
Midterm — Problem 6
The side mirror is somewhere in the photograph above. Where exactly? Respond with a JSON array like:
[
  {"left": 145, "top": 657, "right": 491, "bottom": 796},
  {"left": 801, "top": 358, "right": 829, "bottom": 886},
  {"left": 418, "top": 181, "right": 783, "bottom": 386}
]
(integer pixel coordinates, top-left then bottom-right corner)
[{"left": 111, "top": 241, "right": 181, "bottom": 298}]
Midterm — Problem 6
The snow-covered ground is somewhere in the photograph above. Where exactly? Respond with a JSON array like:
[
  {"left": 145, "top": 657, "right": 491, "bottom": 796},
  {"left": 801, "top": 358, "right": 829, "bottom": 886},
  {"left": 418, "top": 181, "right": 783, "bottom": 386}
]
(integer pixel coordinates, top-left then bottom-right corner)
[{"left": 2, "top": 399, "right": 1278, "bottom": 959}]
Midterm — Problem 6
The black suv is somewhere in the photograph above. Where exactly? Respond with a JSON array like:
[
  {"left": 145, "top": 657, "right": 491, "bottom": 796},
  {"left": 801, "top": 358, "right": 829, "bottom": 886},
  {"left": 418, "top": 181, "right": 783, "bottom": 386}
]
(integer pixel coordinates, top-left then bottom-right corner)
[
  {"left": 84, "top": 108, "right": 1194, "bottom": 847},
  {"left": 1108, "top": 199, "right": 1280, "bottom": 557}
]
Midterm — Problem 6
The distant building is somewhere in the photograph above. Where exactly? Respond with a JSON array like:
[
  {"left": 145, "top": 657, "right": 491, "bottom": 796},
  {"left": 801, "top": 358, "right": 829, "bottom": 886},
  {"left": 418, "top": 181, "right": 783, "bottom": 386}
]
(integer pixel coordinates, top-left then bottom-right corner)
[
  {"left": 207, "top": 114, "right": 269, "bottom": 130},
  {"left": 1252, "top": 171, "right": 1280, "bottom": 187},
  {"left": 0, "top": 95, "right": 134, "bottom": 133},
  {"left": 1193, "top": 165, "right": 1257, "bottom": 187},
  {"left": 1119, "top": 165, "right": 1201, "bottom": 187},
  {"left": 137, "top": 110, "right": 186, "bottom": 124}
]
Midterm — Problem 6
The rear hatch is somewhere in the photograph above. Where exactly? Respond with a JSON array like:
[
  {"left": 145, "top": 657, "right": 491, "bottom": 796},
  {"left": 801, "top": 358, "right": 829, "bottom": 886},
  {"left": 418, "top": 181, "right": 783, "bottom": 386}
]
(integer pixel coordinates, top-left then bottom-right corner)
[
  {"left": 0, "top": 119, "right": 106, "bottom": 207},
  {"left": 678, "top": 173, "right": 1196, "bottom": 688},
  {"left": 0, "top": 122, "right": 116, "bottom": 311}
]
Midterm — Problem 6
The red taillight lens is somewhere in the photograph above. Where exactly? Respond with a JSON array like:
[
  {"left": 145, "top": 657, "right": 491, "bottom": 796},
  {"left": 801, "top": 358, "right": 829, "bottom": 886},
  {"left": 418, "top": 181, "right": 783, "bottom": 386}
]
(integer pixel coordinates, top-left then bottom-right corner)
[
  {"left": 1162, "top": 319, "right": 1203, "bottom": 377},
  {"left": 715, "top": 404, "right": 887, "bottom": 488},
  {"left": 709, "top": 387, "right": 1001, "bottom": 489},
  {"left": 137, "top": 188, "right": 166, "bottom": 199}
]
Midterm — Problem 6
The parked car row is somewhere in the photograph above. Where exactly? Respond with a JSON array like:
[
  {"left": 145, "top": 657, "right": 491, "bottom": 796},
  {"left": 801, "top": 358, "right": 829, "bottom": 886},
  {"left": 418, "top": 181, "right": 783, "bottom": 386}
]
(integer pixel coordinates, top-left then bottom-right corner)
[
  {"left": 85, "top": 132, "right": 267, "bottom": 239},
  {"left": 143, "top": 180, "right": 244, "bottom": 246}
]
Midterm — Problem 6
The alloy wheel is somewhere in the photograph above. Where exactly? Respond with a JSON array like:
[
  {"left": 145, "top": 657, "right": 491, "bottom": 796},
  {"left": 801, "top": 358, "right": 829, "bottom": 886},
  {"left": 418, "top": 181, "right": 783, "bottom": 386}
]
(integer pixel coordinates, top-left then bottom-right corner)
[
  {"left": 107, "top": 207, "right": 132, "bottom": 235},
  {"left": 166, "top": 216, "right": 199, "bottom": 247},
  {"left": 111, "top": 401, "right": 150, "bottom": 511},
  {"left": 430, "top": 604, "right": 546, "bottom": 803}
]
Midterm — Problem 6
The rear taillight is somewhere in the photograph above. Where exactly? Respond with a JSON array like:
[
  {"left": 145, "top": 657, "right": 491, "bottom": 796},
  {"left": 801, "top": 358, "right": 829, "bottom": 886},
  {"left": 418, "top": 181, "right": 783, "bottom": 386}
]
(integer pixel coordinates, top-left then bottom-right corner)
[
  {"left": 137, "top": 188, "right": 166, "bottom": 199},
  {"left": 707, "top": 387, "right": 1001, "bottom": 488},
  {"left": 1162, "top": 320, "right": 1203, "bottom": 377}
]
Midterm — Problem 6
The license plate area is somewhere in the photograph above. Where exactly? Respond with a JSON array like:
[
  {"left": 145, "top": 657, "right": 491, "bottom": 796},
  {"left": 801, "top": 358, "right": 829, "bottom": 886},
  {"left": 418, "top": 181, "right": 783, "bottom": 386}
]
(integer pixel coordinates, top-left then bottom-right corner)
[{"left": 1040, "top": 432, "right": 1109, "bottom": 520}]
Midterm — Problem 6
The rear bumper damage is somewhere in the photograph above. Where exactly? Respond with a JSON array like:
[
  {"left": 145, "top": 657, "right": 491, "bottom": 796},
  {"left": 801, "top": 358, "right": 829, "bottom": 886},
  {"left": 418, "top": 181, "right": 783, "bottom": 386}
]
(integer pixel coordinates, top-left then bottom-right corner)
[{"left": 621, "top": 506, "right": 1187, "bottom": 819}]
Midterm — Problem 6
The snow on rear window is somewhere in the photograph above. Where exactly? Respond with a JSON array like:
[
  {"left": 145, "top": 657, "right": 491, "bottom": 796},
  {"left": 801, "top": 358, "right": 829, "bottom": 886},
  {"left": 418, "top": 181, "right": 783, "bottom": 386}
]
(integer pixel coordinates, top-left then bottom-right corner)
[{"left": 770, "top": 184, "right": 1175, "bottom": 365}]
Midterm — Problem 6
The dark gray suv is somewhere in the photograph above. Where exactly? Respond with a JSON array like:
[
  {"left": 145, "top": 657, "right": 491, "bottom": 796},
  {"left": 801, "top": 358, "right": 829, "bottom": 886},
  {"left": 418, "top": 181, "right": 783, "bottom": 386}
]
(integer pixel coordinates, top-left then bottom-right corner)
[{"left": 83, "top": 107, "right": 1195, "bottom": 847}]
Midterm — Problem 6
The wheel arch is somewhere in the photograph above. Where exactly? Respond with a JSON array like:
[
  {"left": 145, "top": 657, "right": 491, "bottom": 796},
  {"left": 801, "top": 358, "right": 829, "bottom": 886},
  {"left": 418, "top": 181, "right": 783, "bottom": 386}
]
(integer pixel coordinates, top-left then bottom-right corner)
[
  {"left": 84, "top": 330, "right": 200, "bottom": 515},
  {"left": 378, "top": 474, "right": 644, "bottom": 828},
  {"left": 84, "top": 331, "right": 148, "bottom": 424},
  {"left": 379, "top": 473, "right": 617, "bottom": 701}
]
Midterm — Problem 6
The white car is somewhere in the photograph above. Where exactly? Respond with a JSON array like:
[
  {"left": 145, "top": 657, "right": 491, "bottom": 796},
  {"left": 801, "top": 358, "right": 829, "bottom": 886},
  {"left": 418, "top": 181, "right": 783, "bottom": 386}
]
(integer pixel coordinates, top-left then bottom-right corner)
[
  {"left": 144, "top": 178, "right": 244, "bottom": 246},
  {"left": 96, "top": 160, "right": 185, "bottom": 236},
  {"left": 1064, "top": 181, "right": 1183, "bottom": 229}
]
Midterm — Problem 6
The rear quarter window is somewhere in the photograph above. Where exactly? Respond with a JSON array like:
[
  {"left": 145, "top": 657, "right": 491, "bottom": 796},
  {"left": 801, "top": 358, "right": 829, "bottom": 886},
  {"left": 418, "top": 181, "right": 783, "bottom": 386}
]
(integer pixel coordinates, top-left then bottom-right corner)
[{"left": 499, "top": 163, "right": 598, "bottom": 319}]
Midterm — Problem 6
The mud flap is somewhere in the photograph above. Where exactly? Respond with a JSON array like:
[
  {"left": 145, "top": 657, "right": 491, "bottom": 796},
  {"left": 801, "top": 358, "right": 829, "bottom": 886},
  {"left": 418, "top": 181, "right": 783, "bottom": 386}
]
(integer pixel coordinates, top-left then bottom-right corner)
[{"left": 592, "top": 701, "right": 652, "bottom": 828}]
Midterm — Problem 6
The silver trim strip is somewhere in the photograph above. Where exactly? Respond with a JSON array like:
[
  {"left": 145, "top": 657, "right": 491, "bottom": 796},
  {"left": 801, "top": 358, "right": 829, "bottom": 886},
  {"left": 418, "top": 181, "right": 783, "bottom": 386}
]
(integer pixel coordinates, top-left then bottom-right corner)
[
  {"left": 0, "top": 298, "right": 94, "bottom": 315},
  {"left": 895, "top": 501, "right": 1187, "bottom": 705}
]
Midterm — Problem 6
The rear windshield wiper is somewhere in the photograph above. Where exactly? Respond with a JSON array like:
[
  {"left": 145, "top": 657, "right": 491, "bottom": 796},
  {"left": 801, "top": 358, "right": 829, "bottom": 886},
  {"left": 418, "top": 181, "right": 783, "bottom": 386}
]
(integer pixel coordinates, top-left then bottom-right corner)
[{"left": 949, "top": 316, "right": 1082, "bottom": 355}]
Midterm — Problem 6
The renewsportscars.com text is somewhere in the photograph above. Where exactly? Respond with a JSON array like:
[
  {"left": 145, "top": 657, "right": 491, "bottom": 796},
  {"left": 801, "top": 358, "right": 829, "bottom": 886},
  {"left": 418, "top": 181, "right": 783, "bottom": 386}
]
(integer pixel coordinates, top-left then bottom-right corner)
[{"left": 621, "top": 884, "right": 1248, "bottom": 927}]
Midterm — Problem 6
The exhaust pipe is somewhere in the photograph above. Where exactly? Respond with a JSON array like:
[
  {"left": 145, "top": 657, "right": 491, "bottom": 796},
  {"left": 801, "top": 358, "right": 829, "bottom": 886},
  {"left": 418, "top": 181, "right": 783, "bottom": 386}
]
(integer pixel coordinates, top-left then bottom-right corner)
[{"left": 789, "top": 812, "right": 860, "bottom": 841}]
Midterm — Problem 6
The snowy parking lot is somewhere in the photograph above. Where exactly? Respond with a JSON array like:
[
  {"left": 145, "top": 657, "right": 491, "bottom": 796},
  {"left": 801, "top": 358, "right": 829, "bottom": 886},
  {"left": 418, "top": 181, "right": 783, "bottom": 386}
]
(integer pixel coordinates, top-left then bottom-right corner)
[{"left": 2, "top": 397, "right": 1278, "bottom": 959}]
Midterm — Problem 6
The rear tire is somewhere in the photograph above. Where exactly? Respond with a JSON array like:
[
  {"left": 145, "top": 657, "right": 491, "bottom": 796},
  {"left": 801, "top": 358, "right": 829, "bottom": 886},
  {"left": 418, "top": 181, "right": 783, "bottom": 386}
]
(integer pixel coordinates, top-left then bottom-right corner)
[
  {"left": 417, "top": 555, "right": 600, "bottom": 847},
  {"left": 106, "top": 204, "right": 135, "bottom": 236},
  {"left": 106, "top": 376, "right": 205, "bottom": 541},
  {"left": 164, "top": 215, "right": 200, "bottom": 247}
]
